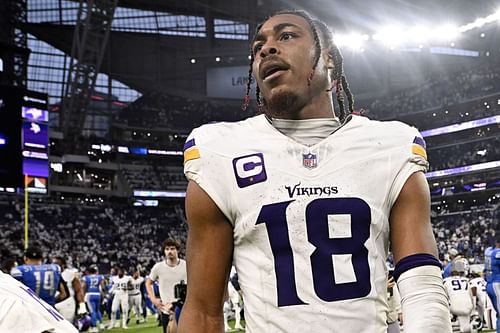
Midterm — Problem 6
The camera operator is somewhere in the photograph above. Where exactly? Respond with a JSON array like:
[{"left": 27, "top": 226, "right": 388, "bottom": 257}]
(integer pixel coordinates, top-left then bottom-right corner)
[{"left": 146, "top": 239, "right": 187, "bottom": 333}]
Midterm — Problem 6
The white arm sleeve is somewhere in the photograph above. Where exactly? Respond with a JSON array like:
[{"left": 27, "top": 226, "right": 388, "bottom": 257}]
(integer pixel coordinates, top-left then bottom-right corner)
[{"left": 397, "top": 265, "right": 452, "bottom": 333}]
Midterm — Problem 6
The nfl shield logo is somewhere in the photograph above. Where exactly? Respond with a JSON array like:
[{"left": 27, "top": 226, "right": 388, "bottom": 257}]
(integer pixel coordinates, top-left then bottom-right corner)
[{"left": 302, "top": 153, "right": 317, "bottom": 169}]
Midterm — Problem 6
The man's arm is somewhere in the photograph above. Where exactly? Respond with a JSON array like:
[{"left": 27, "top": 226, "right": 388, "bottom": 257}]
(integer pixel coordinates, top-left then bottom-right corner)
[
  {"left": 145, "top": 276, "right": 162, "bottom": 309},
  {"left": 72, "top": 275, "right": 87, "bottom": 314},
  {"left": 56, "top": 279, "right": 70, "bottom": 303},
  {"left": 177, "top": 181, "right": 234, "bottom": 333},
  {"left": 390, "top": 171, "right": 437, "bottom": 261},
  {"left": 390, "top": 171, "right": 451, "bottom": 333}
]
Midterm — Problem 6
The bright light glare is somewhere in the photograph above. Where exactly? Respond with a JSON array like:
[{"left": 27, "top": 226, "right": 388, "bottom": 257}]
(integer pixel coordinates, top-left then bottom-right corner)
[
  {"left": 334, "top": 33, "right": 368, "bottom": 50},
  {"left": 434, "top": 24, "right": 459, "bottom": 41},
  {"left": 459, "top": 10, "right": 500, "bottom": 32},
  {"left": 373, "top": 27, "right": 405, "bottom": 47},
  {"left": 408, "top": 26, "right": 432, "bottom": 43}
]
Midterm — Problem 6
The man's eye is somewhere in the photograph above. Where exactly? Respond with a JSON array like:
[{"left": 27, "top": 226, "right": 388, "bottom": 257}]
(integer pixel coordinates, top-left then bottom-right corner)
[
  {"left": 253, "top": 44, "right": 262, "bottom": 53},
  {"left": 281, "top": 32, "right": 295, "bottom": 40}
]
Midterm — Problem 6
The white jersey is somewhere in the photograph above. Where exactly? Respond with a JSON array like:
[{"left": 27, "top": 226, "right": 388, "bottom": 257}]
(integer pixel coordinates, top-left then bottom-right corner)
[
  {"left": 61, "top": 268, "right": 77, "bottom": 297},
  {"left": 443, "top": 276, "right": 474, "bottom": 316},
  {"left": 470, "top": 277, "right": 487, "bottom": 305},
  {"left": 184, "top": 114, "right": 428, "bottom": 333},
  {"left": 149, "top": 259, "right": 187, "bottom": 304},
  {"left": 111, "top": 275, "right": 132, "bottom": 295},
  {"left": 129, "top": 276, "right": 144, "bottom": 296},
  {"left": 55, "top": 269, "right": 78, "bottom": 322},
  {"left": 0, "top": 271, "right": 78, "bottom": 333}
]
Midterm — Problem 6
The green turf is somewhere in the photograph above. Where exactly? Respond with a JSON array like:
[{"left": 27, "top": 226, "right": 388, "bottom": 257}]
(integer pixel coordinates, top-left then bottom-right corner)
[
  {"left": 104, "top": 316, "right": 496, "bottom": 333},
  {"left": 104, "top": 316, "right": 246, "bottom": 333}
]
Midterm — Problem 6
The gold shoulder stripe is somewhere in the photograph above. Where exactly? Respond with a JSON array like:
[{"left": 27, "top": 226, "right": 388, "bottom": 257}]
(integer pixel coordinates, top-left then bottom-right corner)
[
  {"left": 412, "top": 144, "right": 427, "bottom": 160},
  {"left": 184, "top": 148, "right": 200, "bottom": 163}
]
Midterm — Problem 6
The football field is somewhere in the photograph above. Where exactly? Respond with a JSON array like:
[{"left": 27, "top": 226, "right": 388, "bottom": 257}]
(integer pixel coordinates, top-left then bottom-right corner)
[
  {"left": 106, "top": 317, "right": 245, "bottom": 333},
  {"left": 106, "top": 316, "right": 496, "bottom": 333}
]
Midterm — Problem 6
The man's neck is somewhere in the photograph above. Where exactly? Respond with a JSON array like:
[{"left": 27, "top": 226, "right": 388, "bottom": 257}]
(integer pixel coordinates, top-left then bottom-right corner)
[
  {"left": 165, "top": 258, "right": 179, "bottom": 267},
  {"left": 268, "top": 91, "right": 335, "bottom": 120}
]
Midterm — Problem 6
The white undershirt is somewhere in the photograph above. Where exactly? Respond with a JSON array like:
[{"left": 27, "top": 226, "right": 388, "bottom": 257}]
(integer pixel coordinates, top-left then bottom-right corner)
[{"left": 270, "top": 117, "right": 342, "bottom": 146}]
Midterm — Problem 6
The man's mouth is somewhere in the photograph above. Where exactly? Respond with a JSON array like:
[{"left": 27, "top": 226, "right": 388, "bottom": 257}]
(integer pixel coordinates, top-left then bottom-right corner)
[{"left": 260, "top": 61, "right": 290, "bottom": 81}]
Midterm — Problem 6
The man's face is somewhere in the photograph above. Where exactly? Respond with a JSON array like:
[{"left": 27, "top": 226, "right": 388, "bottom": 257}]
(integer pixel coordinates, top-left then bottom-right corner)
[
  {"left": 52, "top": 258, "right": 62, "bottom": 268},
  {"left": 164, "top": 246, "right": 178, "bottom": 260},
  {"left": 251, "top": 14, "right": 321, "bottom": 116}
]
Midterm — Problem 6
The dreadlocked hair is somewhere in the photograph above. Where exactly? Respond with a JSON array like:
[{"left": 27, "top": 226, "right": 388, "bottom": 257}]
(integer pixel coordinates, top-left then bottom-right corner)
[
  {"left": 242, "top": 10, "right": 355, "bottom": 121},
  {"left": 314, "top": 20, "right": 355, "bottom": 121}
]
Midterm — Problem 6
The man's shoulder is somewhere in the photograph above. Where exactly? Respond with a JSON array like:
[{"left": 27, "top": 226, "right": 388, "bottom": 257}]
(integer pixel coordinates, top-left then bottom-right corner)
[
  {"left": 352, "top": 116, "right": 420, "bottom": 138},
  {"left": 187, "top": 115, "right": 264, "bottom": 149}
]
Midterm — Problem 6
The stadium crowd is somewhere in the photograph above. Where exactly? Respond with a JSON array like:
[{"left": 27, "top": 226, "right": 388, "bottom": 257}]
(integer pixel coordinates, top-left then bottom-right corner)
[
  {"left": 364, "top": 62, "right": 500, "bottom": 120},
  {"left": 432, "top": 203, "right": 499, "bottom": 263},
  {"left": 428, "top": 139, "right": 500, "bottom": 171},
  {"left": 0, "top": 201, "right": 187, "bottom": 273}
]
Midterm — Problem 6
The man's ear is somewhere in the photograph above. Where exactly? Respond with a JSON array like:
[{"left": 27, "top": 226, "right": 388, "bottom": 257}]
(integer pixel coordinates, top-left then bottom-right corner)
[{"left": 325, "top": 50, "right": 334, "bottom": 69}]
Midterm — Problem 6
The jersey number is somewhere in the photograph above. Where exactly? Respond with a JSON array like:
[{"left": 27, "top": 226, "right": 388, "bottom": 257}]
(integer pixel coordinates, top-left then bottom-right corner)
[
  {"left": 451, "top": 279, "right": 468, "bottom": 291},
  {"left": 90, "top": 277, "right": 100, "bottom": 288},
  {"left": 256, "top": 197, "right": 371, "bottom": 307},
  {"left": 33, "top": 271, "right": 55, "bottom": 295}
]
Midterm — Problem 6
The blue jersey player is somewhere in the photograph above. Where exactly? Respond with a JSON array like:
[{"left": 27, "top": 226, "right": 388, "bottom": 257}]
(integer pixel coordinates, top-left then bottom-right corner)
[
  {"left": 485, "top": 238, "right": 500, "bottom": 333},
  {"left": 10, "top": 246, "right": 68, "bottom": 306},
  {"left": 82, "top": 266, "right": 106, "bottom": 331}
]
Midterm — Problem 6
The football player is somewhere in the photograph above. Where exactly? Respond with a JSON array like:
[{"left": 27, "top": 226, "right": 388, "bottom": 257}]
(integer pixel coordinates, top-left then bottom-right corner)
[
  {"left": 178, "top": 9, "right": 451, "bottom": 333},
  {"left": 485, "top": 239, "right": 500, "bottom": 333},
  {"left": 52, "top": 255, "right": 87, "bottom": 323},
  {"left": 11, "top": 246, "right": 68, "bottom": 306},
  {"left": 386, "top": 268, "right": 402, "bottom": 333},
  {"left": 469, "top": 272, "right": 487, "bottom": 326},
  {"left": 223, "top": 267, "right": 243, "bottom": 331},
  {"left": 443, "top": 258, "right": 476, "bottom": 333},
  {"left": 108, "top": 267, "right": 132, "bottom": 329},
  {"left": 82, "top": 266, "right": 106, "bottom": 332},
  {"left": 129, "top": 269, "right": 146, "bottom": 324}
]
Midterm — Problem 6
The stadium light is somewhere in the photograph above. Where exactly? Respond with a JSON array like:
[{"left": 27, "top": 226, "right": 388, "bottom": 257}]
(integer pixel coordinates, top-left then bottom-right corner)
[
  {"left": 373, "top": 26, "right": 406, "bottom": 47},
  {"left": 333, "top": 33, "right": 368, "bottom": 51},
  {"left": 434, "top": 24, "right": 459, "bottom": 41},
  {"left": 408, "top": 26, "right": 432, "bottom": 43}
]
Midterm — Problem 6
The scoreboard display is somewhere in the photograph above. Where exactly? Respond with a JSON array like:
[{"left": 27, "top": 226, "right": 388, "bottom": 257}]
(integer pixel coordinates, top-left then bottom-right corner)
[{"left": 0, "top": 85, "right": 49, "bottom": 193}]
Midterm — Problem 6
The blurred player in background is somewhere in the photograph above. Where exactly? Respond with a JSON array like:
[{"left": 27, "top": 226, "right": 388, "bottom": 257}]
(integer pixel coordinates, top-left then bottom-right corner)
[
  {"left": 443, "top": 258, "right": 476, "bottom": 333},
  {"left": 108, "top": 267, "right": 132, "bottom": 329},
  {"left": 11, "top": 246, "right": 68, "bottom": 306},
  {"left": 146, "top": 238, "right": 187, "bottom": 333},
  {"left": 129, "top": 268, "right": 146, "bottom": 324},
  {"left": 485, "top": 238, "right": 500, "bottom": 333},
  {"left": 82, "top": 266, "right": 106, "bottom": 332},
  {"left": 0, "top": 269, "right": 78, "bottom": 333},
  {"left": 179, "top": 9, "right": 451, "bottom": 333},
  {"left": 0, "top": 256, "right": 17, "bottom": 274},
  {"left": 52, "top": 255, "right": 87, "bottom": 323},
  {"left": 443, "top": 248, "right": 460, "bottom": 278},
  {"left": 223, "top": 266, "right": 243, "bottom": 332},
  {"left": 386, "top": 268, "right": 402, "bottom": 333},
  {"left": 469, "top": 272, "right": 488, "bottom": 327}
]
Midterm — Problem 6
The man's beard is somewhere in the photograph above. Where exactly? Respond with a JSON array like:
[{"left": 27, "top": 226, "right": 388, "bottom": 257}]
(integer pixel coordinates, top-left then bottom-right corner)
[{"left": 263, "top": 89, "right": 303, "bottom": 119}]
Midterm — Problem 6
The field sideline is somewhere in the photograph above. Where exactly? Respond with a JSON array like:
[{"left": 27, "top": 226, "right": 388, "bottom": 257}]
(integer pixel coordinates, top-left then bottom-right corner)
[
  {"left": 104, "top": 317, "right": 245, "bottom": 333},
  {"left": 105, "top": 316, "right": 495, "bottom": 333}
]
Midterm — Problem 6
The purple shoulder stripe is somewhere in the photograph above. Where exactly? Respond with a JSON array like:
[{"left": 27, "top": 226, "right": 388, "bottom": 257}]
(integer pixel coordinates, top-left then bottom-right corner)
[
  {"left": 183, "top": 138, "right": 196, "bottom": 151},
  {"left": 412, "top": 136, "right": 426, "bottom": 149}
]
